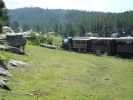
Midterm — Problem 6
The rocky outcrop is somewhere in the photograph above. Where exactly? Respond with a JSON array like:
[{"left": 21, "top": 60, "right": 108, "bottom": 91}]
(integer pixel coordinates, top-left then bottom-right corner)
[
  {"left": 0, "top": 59, "right": 26, "bottom": 91},
  {"left": 6, "top": 34, "right": 27, "bottom": 47}
]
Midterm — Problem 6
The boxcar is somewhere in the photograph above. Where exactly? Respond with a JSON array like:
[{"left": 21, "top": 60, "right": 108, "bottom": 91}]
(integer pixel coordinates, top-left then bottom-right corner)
[
  {"left": 90, "top": 38, "right": 116, "bottom": 55},
  {"left": 116, "top": 37, "right": 133, "bottom": 55}
]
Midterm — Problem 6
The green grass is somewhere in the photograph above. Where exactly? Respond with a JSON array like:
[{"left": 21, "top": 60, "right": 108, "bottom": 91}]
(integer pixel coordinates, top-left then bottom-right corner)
[{"left": 0, "top": 44, "right": 133, "bottom": 100}]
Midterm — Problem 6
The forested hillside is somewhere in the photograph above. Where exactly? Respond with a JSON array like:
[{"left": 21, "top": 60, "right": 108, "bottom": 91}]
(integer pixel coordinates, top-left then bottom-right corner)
[{"left": 9, "top": 7, "right": 133, "bottom": 37}]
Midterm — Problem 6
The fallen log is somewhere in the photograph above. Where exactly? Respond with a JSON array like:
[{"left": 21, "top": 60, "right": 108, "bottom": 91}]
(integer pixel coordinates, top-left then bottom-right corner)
[{"left": 40, "top": 43, "right": 59, "bottom": 49}]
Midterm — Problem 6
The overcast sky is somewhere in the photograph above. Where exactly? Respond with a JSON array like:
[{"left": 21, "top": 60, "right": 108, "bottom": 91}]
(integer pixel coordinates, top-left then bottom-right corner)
[{"left": 4, "top": 0, "right": 133, "bottom": 12}]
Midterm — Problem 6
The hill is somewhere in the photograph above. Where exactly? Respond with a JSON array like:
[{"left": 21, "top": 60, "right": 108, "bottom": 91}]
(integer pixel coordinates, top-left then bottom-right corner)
[
  {"left": 0, "top": 44, "right": 133, "bottom": 99},
  {"left": 9, "top": 7, "right": 133, "bottom": 37}
]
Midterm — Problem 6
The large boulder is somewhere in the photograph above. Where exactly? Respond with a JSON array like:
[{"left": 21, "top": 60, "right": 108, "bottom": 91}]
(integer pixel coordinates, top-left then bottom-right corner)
[{"left": 6, "top": 33, "right": 27, "bottom": 47}]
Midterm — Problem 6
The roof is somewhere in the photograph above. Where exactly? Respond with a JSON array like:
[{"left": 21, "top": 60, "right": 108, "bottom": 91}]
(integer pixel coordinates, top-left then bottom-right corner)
[
  {"left": 116, "top": 37, "right": 133, "bottom": 41},
  {"left": 70, "top": 36, "right": 133, "bottom": 41},
  {"left": 90, "top": 37, "right": 115, "bottom": 40},
  {"left": 72, "top": 37, "right": 97, "bottom": 41},
  {"left": 73, "top": 38, "right": 90, "bottom": 41}
]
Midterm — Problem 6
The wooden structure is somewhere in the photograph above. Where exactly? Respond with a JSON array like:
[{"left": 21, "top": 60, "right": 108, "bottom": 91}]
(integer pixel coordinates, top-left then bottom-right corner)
[
  {"left": 71, "top": 37, "right": 91, "bottom": 52},
  {"left": 91, "top": 38, "right": 116, "bottom": 54}
]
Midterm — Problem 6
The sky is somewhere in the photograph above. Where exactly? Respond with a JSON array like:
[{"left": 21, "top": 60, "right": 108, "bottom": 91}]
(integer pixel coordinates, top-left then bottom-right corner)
[{"left": 4, "top": 0, "right": 133, "bottom": 12}]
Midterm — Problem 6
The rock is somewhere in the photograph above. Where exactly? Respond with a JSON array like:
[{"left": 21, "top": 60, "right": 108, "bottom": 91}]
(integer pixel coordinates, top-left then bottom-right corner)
[
  {"left": 26, "top": 93, "right": 34, "bottom": 96},
  {"left": 0, "top": 44, "right": 25, "bottom": 55},
  {"left": 0, "top": 80, "right": 11, "bottom": 91},
  {"left": 6, "top": 34, "right": 27, "bottom": 47},
  {"left": 6, "top": 33, "right": 27, "bottom": 52},
  {"left": 8, "top": 46, "right": 25, "bottom": 55},
  {"left": 0, "top": 45, "right": 8, "bottom": 50},
  {"left": 0, "top": 35, "right": 6, "bottom": 40},
  {"left": 2, "top": 26, "right": 14, "bottom": 33},
  {"left": 41, "top": 43, "right": 59, "bottom": 49},
  {"left": 104, "top": 78, "right": 109, "bottom": 81},
  {"left": 2, "top": 78, "right": 8, "bottom": 82},
  {"left": 0, "top": 35, "right": 6, "bottom": 44},
  {"left": 9, "top": 62, "right": 18, "bottom": 67},
  {"left": 9, "top": 59, "right": 26, "bottom": 67},
  {"left": 0, "top": 68, "right": 11, "bottom": 77},
  {"left": 103, "top": 52, "right": 108, "bottom": 56},
  {"left": 0, "top": 64, "right": 8, "bottom": 70},
  {"left": 0, "top": 77, "right": 8, "bottom": 82},
  {"left": 31, "top": 90, "right": 35, "bottom": 92}
]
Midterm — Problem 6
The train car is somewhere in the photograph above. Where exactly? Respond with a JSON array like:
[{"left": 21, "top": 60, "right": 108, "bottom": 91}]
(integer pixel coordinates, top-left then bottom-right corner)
[
  {"left": 90, "top": 38, "right": 116, "bottom": 55},
  {"left": 116, "top": 37, "right": 133, "bottom": 55},
  {"left": 71, "top": 37, "right": 91, "bottom": 52},
  {"left": 62, "top": 36, "right": 133, "bottom": 56}
]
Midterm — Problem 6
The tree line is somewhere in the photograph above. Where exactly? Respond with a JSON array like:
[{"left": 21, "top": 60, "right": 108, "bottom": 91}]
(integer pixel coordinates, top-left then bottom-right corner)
[{"left": 8, "top": 7, "right": 133, "bottom": 37}]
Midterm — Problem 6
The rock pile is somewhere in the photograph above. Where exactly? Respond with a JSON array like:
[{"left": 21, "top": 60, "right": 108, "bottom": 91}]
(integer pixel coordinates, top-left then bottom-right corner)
[
  {"left": 0, "top": 59, "right": 26, "bottom": 91},
  {"left": 0, "top": 64, "right": 11, "bottom": 91}
]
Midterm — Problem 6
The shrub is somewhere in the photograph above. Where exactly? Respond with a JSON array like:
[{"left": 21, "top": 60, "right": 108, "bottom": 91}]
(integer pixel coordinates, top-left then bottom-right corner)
[
  {"left": 29, "top": 33, "right": 54, "bottom": 45},
  {"left": 46, "top": 34, "right": 54, "bottom": 45},
  {"left": 29, "top": 32, "right": 46, "bottom": 45}
]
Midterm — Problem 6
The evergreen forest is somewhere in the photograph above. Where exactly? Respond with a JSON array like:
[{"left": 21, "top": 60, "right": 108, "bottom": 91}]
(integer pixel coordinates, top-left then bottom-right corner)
[{"left": 9, "top": 7, "right": 133, "bottom": 37}]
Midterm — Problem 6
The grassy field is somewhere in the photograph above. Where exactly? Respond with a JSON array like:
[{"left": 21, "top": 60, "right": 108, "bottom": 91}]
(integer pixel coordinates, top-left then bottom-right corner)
[{"left": 0, "top": 44, "right": 133, "bottom": 100}]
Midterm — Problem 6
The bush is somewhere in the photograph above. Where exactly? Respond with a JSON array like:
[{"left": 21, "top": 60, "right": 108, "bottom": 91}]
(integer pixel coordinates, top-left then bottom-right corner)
[
  {"left": 46, "top": 34, "right": 54, "bottom": 45},
  {"left": 0, "top": 54, "right": 7, "bottom": 65},
  {"left": 29, "top": 33, "right": 54, "bottom": 45},
  {"left": 29, "top": 33, "right": 46, "bottom": 45}
]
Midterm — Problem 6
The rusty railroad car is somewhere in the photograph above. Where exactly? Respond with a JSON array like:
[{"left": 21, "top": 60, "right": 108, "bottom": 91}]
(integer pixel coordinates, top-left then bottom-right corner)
[{"left": 90, "top": 38, "right": 116, "bottom": 55}]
